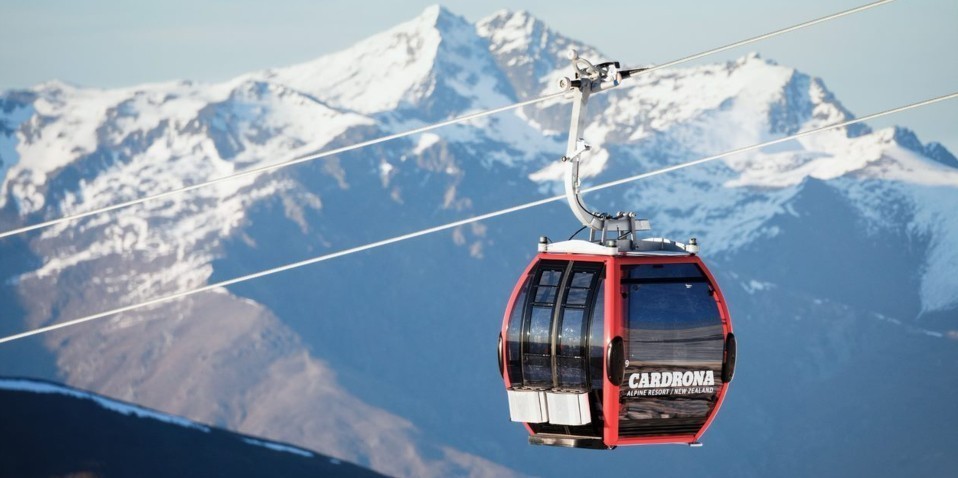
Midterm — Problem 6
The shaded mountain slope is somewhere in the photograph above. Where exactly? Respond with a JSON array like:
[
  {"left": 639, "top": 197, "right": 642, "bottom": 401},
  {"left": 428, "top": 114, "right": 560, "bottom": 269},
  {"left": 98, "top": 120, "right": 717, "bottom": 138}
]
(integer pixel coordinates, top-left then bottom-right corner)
[{"left": 0, "top": 378, "right": 385, "bottom": 478}]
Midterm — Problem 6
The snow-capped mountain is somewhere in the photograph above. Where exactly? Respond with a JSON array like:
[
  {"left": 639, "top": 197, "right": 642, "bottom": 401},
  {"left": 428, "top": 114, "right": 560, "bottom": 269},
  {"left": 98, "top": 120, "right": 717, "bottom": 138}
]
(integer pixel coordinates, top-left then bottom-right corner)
[{"left": 1, "top": 5, "right": 956, "bottom": 477}]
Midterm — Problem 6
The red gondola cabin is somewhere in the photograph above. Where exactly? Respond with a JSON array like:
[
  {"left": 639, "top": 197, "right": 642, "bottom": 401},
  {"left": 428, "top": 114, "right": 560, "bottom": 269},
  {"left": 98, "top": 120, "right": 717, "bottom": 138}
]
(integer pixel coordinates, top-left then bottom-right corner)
[{"left": 498, "top": 239, "right": 736, "bottom": 449}]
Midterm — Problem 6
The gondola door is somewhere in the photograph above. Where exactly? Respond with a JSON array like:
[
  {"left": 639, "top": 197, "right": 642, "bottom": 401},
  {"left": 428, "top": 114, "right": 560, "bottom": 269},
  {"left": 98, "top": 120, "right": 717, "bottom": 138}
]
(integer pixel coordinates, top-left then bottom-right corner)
[
  {"left": 503, "top": 255, "right": 611, "bottom": 447},
  {"left": 614, "top": 258, "right": 728, "bottom": 444}
]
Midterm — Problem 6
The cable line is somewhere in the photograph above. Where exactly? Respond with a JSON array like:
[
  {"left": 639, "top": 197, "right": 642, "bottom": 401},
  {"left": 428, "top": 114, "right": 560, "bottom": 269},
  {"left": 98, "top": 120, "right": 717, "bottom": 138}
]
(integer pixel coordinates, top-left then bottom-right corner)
[
  {"left": 1, "top": 90, "right": 952, "bottom": 346},
  {"left": 633, "top": 0, "right": 895, "bottom": 77},
  {"left": 0, "top": 0, "right": 896, "bottom": 240}
]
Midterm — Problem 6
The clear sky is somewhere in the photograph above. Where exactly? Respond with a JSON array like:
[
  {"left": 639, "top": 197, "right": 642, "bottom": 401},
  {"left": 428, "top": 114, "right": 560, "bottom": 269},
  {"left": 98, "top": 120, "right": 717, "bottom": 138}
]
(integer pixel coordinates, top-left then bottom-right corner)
[{"left": 1, "top": 0, "right": 955, "bottom": 152}]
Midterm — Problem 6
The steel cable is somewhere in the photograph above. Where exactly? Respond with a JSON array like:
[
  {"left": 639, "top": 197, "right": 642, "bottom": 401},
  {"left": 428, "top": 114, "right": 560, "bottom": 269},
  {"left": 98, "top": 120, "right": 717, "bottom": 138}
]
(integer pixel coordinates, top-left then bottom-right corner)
[{"left": 1, "top": 89, "right": 952, "bottom": 345}]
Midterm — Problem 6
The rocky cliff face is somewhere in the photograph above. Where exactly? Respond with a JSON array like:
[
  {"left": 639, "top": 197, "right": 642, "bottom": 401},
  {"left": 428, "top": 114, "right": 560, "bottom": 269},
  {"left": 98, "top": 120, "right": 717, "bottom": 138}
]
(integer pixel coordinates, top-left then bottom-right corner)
[{"left": 1, "top": 5, "right": 956, "bottom": 477}]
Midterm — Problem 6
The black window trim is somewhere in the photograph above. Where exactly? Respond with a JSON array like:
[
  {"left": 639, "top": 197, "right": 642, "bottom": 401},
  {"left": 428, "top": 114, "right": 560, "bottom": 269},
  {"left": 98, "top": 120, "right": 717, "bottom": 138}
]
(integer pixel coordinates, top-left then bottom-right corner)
[
  {"left": 520, "top": 260, "right": 567, "bottom": 389},
  {"left": 514, "top": 260, "right": 606, "bottom": 392},
  {"left": 552, "top": 262, "right": 604, "bottom": 392}
]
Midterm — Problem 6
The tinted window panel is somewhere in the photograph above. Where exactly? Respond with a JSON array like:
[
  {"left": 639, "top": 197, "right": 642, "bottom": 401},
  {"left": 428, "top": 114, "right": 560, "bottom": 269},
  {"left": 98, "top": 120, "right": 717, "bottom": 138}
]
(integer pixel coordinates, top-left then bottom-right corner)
[
  {"left": 627, "top": 282, "right": 722, "bottom": 333},
  {"left": 540, "top": 269, "right": 562, "bottom": 286},
  {"left": 557, "top": 357, "right": 586, "bottom": 389},
  {"left": 523, "top": 354, "right": 552, "bottom": 386},
  {"left": 566, "top": 287, "right": 589, "bottom": 305},
  {"left": 570, "top": 271, "right": 595, "bottom": 288},
  {"left": 626, "top": 263, "right": 704, "bottom": 280},
  {"left": 534, "top": 285, "right": 557, "bottom": 303},
  {"left": 506, "top": 276, "right": 530, "bottom": 387},
  {"left": 619, "top": 264, "right": 724, "bottom": 438},
  {"left": 625, "top": 281, "right": 723, "bottom": 369},
  {"left": 527, "top": 306, "right": 553, "bottom": 355},
  {"left": 558, "top": 308, "right": 585, "bottom": 356}
]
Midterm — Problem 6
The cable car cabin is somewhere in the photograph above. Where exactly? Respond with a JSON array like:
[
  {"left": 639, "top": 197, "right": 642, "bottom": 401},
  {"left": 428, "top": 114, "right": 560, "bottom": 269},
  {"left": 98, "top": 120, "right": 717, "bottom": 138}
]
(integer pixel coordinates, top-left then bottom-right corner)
[{"left": 497, "top": 239, "right": 736, "bottom": 449}]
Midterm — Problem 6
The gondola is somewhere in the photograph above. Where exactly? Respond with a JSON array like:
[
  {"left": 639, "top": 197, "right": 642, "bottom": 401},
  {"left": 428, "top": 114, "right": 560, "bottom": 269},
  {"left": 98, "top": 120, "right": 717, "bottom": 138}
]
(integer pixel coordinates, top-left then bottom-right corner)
[{"left": 497, "top": 51, "right": 736, "bottom": 449}]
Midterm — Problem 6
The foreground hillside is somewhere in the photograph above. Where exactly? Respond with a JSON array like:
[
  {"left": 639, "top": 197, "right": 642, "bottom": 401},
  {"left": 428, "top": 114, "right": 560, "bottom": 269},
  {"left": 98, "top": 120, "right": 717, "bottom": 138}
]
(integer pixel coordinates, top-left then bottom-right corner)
[{"left": 0, "top": 378, "right": 384, "bottom": 478}]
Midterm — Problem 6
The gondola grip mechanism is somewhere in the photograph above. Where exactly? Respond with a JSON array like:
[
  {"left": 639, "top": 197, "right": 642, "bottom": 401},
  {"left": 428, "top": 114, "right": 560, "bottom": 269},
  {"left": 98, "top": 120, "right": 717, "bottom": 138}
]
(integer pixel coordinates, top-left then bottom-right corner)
[{"left": 560, "top": 50, "right": 650, "bottom": 247}]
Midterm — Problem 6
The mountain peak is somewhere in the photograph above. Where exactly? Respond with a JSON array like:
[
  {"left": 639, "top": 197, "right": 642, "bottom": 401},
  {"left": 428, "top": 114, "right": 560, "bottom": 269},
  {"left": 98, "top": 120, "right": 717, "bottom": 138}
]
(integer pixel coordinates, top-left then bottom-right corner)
[
  {"left": 477, "top": 9, "right": 600, "bottom": 99},
  {"left": 887, "top": 126, "right": 958, "bottom": 168},
  {"left": 924, "top": 141, "right": 958, "bottom": 168},
  {"left": 418, "top": 3, "right": 443, "bottom": 20},
  {"left": 257, "top": 5, "right": 512, "bottom": 120},
  {"left": 414, "top": 4, "right": 466, "bottom": 31}
]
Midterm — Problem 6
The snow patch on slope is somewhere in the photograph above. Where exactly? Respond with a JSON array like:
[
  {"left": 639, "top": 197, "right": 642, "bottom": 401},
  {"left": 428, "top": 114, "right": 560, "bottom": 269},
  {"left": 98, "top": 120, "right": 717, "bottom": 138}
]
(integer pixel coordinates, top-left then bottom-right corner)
[{"left": 243, "top": 438, "right": 315, "bottom": 458}]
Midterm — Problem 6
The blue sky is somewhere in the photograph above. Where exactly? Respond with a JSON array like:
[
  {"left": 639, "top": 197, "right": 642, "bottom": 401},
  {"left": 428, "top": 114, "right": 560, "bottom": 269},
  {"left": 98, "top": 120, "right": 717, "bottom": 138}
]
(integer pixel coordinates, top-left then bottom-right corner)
[{"left": 2, "top": 0, "right": 955, "bottom": 152}]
